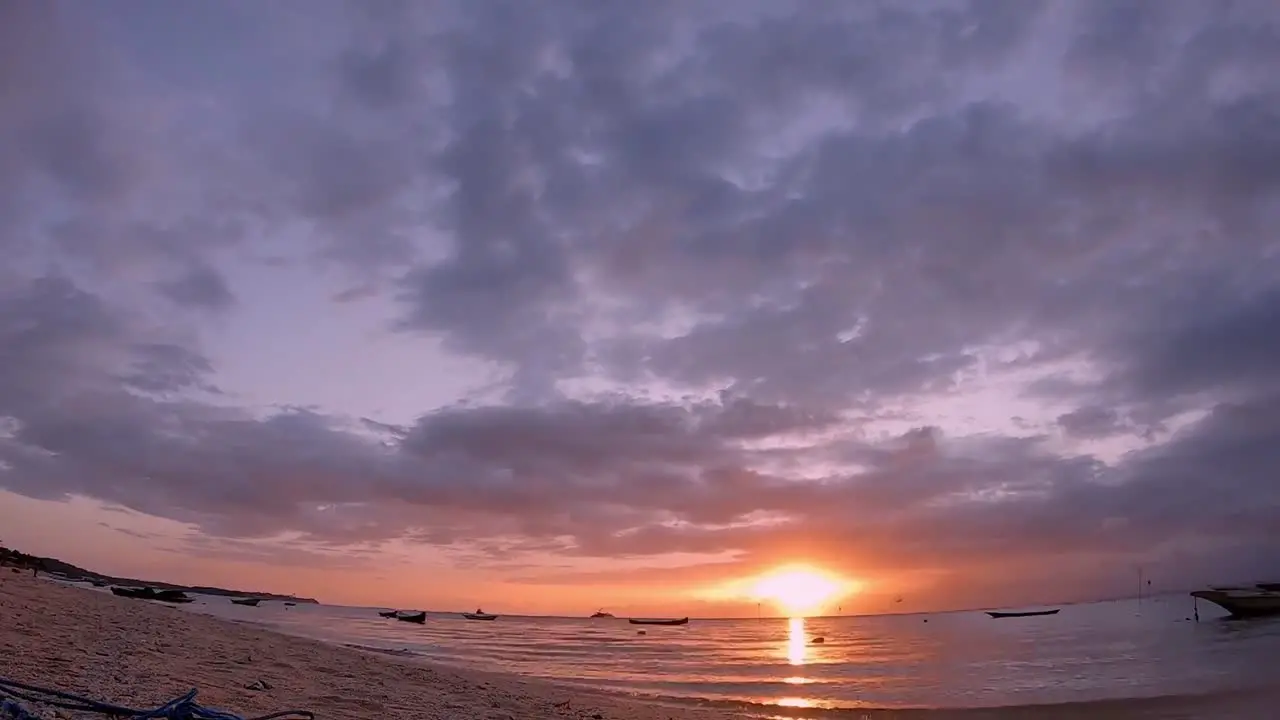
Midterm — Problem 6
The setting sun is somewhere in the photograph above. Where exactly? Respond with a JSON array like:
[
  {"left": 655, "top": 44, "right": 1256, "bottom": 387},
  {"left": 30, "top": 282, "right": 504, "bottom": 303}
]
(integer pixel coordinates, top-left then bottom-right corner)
[{"left": 748, "top": 565, "right": 852, "bottom": 616}]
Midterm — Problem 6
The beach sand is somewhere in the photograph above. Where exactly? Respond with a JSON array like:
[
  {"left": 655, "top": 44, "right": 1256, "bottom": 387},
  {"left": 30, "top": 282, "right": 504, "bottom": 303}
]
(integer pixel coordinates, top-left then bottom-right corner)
[
  {"left": 0, "top": 574, "right": 724, "bottom": 720},
  {"left": 2, "top": 574, "right": 1275, "bottom": 720}
]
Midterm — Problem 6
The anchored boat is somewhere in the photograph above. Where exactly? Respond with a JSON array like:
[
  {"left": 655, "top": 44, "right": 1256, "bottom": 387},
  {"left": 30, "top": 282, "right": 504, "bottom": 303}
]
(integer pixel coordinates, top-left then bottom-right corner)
[
  {"left": 985, "top": 609, "right": 1060, "bottom": 619},
  {"left": 1191, "top": 588, "right": 1280, "bottom": 618}
]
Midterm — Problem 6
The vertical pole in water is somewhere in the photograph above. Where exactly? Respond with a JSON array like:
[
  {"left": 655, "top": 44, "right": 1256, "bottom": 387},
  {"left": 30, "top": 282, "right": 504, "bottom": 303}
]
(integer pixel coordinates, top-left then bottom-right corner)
[{"left": 1193, "top": 596, "right": 1199, "bottom": 623}]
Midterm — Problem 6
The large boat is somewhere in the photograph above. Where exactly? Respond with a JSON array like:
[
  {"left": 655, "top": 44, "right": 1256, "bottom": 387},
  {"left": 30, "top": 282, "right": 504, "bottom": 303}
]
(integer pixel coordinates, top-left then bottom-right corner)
[
  {"left": 1191, "top": 588, "right": 1280, "bottom": 618},
  {"left": 628, "top": 617, "right": 689, "bottom": 626},
  {"left": 985, "top": 609, "right": 1060, "bottom": 619},
  {"left": 590, "top": 609, "right": 614, "bottom": 618}
]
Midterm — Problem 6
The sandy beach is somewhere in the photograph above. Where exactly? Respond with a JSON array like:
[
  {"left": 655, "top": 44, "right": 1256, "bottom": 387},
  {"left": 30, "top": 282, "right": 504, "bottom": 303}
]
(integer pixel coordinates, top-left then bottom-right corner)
[
  {"left": 0, "top": 574, "right": 727, "bottom": 720},
  {"left": 4, "top": 574, "right": 1278, "bottom": 720}
]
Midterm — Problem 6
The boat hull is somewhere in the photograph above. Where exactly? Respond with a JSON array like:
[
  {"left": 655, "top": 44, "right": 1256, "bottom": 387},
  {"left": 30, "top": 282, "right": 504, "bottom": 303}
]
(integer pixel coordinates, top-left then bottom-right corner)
[
  {"left": 395, "top": 611, "right": 427, "bottom": 623},
  {"left": 628, "top": 617, "right": 689, "bottom": 626},
  {"left": 111, "top": 587, "right": 194, "bottom": 603},
  {"left": 462, "top": 613, "right": 497, "bottom": 621},
  {"left": 986, "top": 609, "right": 1060, "bottom": 619},
  {"left": 1192, "top": 590, "right": 1280, "bottom": 618}
]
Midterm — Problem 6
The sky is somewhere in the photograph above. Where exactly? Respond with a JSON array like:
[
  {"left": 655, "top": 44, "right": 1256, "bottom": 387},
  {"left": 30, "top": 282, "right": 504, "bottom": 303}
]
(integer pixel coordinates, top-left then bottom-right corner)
[{"left": 1, "top": 0, "right": 1279, "bottom": 617}]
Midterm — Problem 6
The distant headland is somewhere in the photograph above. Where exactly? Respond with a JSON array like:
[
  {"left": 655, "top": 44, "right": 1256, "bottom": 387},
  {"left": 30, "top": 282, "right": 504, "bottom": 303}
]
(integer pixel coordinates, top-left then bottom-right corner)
[{"left": 0, "top": 543, "right": 319, "bottom": 604}]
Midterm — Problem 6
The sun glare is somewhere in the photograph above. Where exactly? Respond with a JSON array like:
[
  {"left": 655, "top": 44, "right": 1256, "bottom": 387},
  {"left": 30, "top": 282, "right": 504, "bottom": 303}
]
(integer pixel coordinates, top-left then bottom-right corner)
[{"left": 749, "top": 565, "right": 849, "bottom": 616}]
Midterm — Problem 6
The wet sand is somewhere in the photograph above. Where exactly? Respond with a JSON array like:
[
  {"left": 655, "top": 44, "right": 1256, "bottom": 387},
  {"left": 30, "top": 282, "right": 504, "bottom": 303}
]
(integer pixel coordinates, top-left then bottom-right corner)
[
  {"left": 0, "top": 573, "right": 722, "bottom": 719},
  {"left": 1, "top": 573, "right": 1273, "bottom": 719}
]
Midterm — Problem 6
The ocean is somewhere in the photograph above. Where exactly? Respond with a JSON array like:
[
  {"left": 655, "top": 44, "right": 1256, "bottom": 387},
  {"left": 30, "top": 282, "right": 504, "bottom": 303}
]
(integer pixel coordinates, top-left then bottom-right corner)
[{"left": 177, "top": 592, "right": 1280, "bottom": 716}]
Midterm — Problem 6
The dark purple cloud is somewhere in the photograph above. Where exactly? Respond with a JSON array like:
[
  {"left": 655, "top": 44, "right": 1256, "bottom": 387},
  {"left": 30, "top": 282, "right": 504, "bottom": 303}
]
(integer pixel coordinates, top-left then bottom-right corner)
[{"left": 1, "top": 0, "right": 1279, "bottom": 606}]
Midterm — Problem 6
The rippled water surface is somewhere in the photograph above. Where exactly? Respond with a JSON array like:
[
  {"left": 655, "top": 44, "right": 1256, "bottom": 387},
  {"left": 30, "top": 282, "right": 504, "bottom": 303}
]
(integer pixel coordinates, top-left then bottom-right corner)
[{"left": 186, "top": 594, "right": 1279, "bottom": 713}]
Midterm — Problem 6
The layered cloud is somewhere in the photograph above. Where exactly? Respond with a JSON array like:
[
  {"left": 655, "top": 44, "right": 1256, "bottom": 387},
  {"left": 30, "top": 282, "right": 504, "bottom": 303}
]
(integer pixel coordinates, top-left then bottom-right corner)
[{"left": 1, "top": 0, "right": 1278, "bottom": 609}]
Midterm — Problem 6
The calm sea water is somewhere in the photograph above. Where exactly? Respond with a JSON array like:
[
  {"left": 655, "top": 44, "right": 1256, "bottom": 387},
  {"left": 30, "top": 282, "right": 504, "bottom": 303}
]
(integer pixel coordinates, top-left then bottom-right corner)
[{"left": 184, "top": 594, "right": 1279, "bottom": 715}]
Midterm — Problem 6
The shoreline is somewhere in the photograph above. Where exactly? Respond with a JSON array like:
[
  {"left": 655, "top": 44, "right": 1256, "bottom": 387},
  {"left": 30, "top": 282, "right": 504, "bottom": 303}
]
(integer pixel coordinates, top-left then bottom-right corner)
[
  {"left": 0, "top": 573, "right": 730, "bottom": 720},
  {"left": 4, "top": 575, "right": 1276, "bottom": 719}
]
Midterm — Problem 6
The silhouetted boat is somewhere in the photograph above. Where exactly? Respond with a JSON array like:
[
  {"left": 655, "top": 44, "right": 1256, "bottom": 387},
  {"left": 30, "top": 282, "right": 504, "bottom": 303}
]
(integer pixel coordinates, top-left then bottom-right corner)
[
  {"left": 1191, "top": 589, "right": 1280, "bottom": 618},
  {"left": 1256, "top": 582, "right": 1280, "bottom": 592},
  {"left": 230, "top": 598, "right": 261, "bottom": 606},
  {"left": 110, "top": 587, "right": 194, "bottom": 604},
  {"left": 590, "top": 609, "right": 614, "bottom": 618},
  {"left": 628, "top": 617, "right": 689, "bottom": 626},
  {"left": 463, "top": 609, "right": 497, "bottom": 621},
  {"left": 395, "top": 611, "right": 427, "bottom": 623},
  {"left": 985, "top": 609, "right": 1060, "bottom": 619},
  {"left": 378, "top": 610, "right": 398, "bottom": 618}
]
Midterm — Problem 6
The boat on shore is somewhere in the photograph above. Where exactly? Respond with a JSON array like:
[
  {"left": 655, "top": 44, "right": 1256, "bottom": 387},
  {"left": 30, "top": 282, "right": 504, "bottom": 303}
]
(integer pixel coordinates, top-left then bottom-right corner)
[
  {"left": 110, "top": 587, "right": 194, "bottom": 604},
  {"left": 986, "top": 609, "right": 1060, "bottom": 619},
  {"left": 395, "top": 611, "right": 427, "bottom": 624},
  {"left": 1191, "top": 589, "right": 1280, "bottom": 618},
  {"left": 230, "top": 597, "right": 261, "bottom": 606},
  {"left": 628, "top": 617, "right": 689, "bottom": 626},
  {"left": 590, "top": 609, "right": 614, "bottom": 618}
]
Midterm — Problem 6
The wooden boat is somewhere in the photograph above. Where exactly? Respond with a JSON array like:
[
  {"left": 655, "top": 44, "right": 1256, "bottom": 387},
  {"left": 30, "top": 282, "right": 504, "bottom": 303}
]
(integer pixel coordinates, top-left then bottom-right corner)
[
  {"left": 111, "top": 587, "right": 194, "bottom": 604},
  {"left": 1191, "top": 589, "right": 1280, "bottom": 618},
  {"left": 628, "top": 617, "right": 689, "bottom": 626},
  {"left": 395, "top": 611, "right": 427, "bottom": 623},
  {"left": 985, "top": 609, "right": 1060, "bottom": 619},
  {"left": 462, "top": 609, "right": 497, "bottom": 621},
  {"left": 378, "top": 610, "right": 398, "bottom": 618},
  {"left": 230, "top": 598, "right": 261, "bottom": 606},
  {"left": 590, "top": 609, "right": 614, "bottom": 618}
]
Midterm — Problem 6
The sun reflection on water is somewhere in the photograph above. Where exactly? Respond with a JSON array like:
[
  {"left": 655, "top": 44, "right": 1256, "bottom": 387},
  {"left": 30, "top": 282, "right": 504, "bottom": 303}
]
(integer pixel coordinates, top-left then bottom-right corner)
[
  {"left": 786, "top": 616, "right": 807, "bottom": 666},
  {"left": 777, "top": 617, "right": 818, "bottom": 708}
]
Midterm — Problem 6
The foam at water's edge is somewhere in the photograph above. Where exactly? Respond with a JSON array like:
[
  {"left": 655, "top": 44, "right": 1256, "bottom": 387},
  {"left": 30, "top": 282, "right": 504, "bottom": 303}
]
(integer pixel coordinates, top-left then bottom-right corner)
[{"left": 341, "top": 643, "right": 422, "bottom": 658}]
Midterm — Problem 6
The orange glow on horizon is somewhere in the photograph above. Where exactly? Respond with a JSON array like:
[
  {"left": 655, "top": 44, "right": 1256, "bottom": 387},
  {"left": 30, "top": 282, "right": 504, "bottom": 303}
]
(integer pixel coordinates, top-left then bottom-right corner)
[{"left": 710, "top": 564, "right": 856, "bottom": 616}]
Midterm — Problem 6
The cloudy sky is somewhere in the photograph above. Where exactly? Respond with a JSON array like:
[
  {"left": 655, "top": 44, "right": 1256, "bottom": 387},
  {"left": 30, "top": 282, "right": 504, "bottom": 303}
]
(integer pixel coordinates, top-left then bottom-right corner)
[{"left": 1, "top": 0, "right": 1278, "bottom": 616}]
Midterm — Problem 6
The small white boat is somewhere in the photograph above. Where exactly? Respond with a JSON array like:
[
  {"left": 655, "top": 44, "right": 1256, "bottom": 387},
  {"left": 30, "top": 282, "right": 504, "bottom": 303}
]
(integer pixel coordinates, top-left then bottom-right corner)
[{"left": 1191, "top": 588, "right": 1280, "bottom": 618}]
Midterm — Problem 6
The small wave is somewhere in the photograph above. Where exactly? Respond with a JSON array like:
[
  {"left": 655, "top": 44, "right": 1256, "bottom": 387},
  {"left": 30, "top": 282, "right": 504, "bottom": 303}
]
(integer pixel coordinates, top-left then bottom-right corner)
[
  {"left": 342, "top": 643, "right": 422, "bottom": 658},
  {"left": 605, "top": 686, "right": 1280, "bottom": 720}
]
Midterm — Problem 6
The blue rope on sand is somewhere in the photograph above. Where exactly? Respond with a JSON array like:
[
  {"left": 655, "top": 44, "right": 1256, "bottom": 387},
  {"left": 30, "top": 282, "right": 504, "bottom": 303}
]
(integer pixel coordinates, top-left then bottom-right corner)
[{"left": 0, "top": 677, "right": 314, "bottom": 720}]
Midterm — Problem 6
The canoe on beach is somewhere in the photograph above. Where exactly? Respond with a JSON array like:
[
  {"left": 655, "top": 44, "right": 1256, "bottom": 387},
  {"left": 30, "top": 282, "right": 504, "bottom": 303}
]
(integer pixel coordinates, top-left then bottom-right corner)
[
  {"left": 986, "top": 609, "right": 1060, "bottom": 618},
  {"left": 628, "top": 617, "right": 689, "bottom": 626}
]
